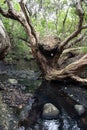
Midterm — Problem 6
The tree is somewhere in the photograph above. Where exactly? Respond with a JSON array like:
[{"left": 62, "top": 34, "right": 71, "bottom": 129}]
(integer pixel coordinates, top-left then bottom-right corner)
[
  {"left": 0, "top": 19, "right": 10, "bottom": 59},
  {"left": 0, "top": 0, "right": 87, "bottom": 84}
]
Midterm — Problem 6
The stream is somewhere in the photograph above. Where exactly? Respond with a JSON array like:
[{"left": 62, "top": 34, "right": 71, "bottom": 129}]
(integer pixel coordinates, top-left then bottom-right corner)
[{"left": 0, "top": 60, "right": 87, "bottom": 130}]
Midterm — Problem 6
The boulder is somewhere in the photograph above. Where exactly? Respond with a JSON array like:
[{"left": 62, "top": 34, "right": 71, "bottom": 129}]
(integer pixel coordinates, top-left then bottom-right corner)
[
  {"left": 42, "top": 103, "right": 59, "bottom": 119},
  {"left": 0, "top": 20, "right": 10, "bottom": 59},
  {"left": 74, "top": 104, "right": 85, "bottom": 116}
]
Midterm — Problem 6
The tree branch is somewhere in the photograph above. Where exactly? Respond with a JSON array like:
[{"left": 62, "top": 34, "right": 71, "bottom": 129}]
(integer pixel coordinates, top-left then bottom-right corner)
[
  {"left": 62, "top": 47, "right": 83, "bottom": 55},
  {"left": 65, "top": 32, "right": 87, "bottom": 48},
  {"left": 81, "top": 24, "right": 87, "bottom": 29},
  {"left": 6, "top": 0, "right": 14, "bottom": 11},
  {"left": 0, "top": 8, "right": 18, "bottom": 20},
  {"left": 19, "top": 1, "right": 38, "bottom": 43},
  {"left": 0, "top": 0, "right": 37, "bottom": 47},
  {"left": 17, "top": 36, "right": 29, "bottom": 43},
  {"left": 71, "top": 75, "right": 87, "bottom": 85},
  {"left": 59, "top": 0, "right": 84, "bottom": 52},
  {"left": 45, "top": 54, "right": 87, "bottom": 80}
]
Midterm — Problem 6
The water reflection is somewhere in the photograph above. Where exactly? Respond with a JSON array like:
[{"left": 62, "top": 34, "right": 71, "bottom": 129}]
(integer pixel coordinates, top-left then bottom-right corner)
[
  {"left": 42, "top": 120, "right": 60, "bottom": 130},
  {"left": 18, "top": 126, "right": 25, "bottom": 130},
  {"left": 61, "top": 109, "right": 80, "bottom": 130}
]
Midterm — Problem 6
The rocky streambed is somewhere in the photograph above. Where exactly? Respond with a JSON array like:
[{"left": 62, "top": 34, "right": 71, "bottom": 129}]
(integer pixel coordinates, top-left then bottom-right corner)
[
  {"left": 0, "top": 60, "right": 41, "bottom": 130},
  {"left": 0, "top": 61, "right": 87, "bottom": 130}
]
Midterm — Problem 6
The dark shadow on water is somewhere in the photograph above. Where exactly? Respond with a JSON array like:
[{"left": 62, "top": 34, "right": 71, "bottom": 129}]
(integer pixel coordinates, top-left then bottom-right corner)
[{"left": 19, "top": 80, "right": 87, "bottom": 130}]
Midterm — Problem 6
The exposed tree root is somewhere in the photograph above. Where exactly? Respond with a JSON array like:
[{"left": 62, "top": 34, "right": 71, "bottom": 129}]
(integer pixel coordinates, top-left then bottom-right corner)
[
  {"left": 70, "top": 75, "right": 87, "bottom": 85},
  {"left": 45, "top": 54, "right": 87, "bottom": 84}
]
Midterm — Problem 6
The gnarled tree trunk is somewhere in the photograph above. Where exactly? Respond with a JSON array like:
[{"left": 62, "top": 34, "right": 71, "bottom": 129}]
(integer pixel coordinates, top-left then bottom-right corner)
[
  {"left": 0, "top": 0, "right": 87, "bottom": 84},
  {"left": 0, "top": 20, "right": 10, "bottom": 59}
]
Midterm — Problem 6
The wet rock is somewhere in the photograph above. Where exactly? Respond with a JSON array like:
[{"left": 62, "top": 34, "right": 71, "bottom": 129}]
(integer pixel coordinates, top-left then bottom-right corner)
[
  {"left": 8, "top": 79, "right": 18, "bottom": 85},
  {"left": 42, "top": 103, "right": 59, "bottom": 119},
  {"left": 74, "top": 104, "right": 85, "bottom": 116},
  {"left": 0, "top": 83, "right": 5, "bottom": 90},
  {"left": 18, "top": 126, "right": 25, "bottom": 130}
]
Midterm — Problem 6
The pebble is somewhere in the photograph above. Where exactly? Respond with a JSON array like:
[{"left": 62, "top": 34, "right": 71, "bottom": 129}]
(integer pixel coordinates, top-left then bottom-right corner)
[
  {"left": 70, "top": 94, "right": 73, "bottom": 97},
  {"left": 65, "top": 87, "right": 67, "bottom": 90},
  {"left": 74, "top": 104, "right": 85, "bottom": 116}
]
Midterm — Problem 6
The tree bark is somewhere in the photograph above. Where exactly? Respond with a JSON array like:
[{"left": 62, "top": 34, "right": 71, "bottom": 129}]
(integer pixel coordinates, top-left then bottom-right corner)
[{"left": 0, "top": 20, "right": 10, "bottom": 59}]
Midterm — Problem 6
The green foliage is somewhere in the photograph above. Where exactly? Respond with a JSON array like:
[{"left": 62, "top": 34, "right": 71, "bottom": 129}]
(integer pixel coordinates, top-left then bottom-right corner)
[
  {"left": 4, "top": 40, "right": 31, "bottom": 63},
  {"left": 30, "top": 0, "right": 87, "bottom": 39},
  {"left": 13, "top": 0, "right": 21, "bottom": 11},
  {"left": 82, "top": 46, "right": 87, "bottom": 53},
  {"left": 1, "top": 17, "right": 31, "bottom": 63}
]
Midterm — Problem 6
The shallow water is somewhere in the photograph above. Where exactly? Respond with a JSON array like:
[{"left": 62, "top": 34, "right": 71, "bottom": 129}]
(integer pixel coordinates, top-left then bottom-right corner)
[
  {"left": 38, "top": 112, "right": 80, "bottom": 130},
  {"left": 18, "top": 109, "right": 80, "bottom": 130}
]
